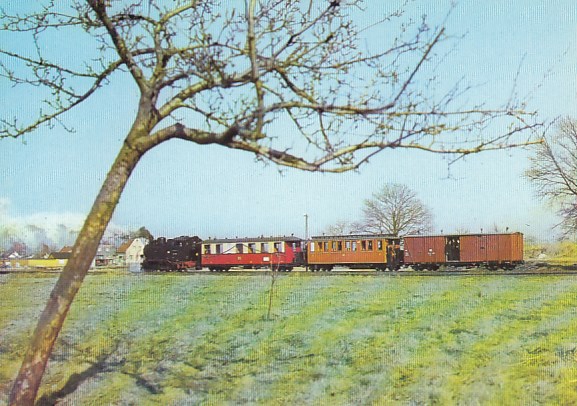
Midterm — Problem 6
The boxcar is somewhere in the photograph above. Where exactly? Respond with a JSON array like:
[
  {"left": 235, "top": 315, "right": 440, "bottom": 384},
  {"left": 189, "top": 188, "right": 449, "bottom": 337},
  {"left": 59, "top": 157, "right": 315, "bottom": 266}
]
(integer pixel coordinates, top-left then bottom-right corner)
[
  {"left": 201, "top": 236, "right": 304, "bottom": 271},
  {"left": 307, "top": 234, "right": 401, "bottom": 271},
  {"left": 403, "top": 232, "right": 524, "bottom": 270}
]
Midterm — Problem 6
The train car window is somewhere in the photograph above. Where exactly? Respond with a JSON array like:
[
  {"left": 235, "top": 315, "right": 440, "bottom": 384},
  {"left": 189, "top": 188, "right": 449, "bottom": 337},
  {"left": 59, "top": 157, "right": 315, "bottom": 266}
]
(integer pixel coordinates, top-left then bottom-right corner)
[
  {"left": 377, "top": 240, "right": 383, "bottom": 251},
  {"left": 204, "top": 245, "right": 211, "bottom": 254},
  {"left": 346, "top": 241, "right": 351, "bottom": 251},
  {"left": 316, "top": 242, "right": 323, "bottom": 251},
  {"left": 248, "top": 243, "right": 256, "bottom": 253},
  {"left": 352, "top": 241, "right": 357, "bottom": 251},
  {"left": 323, "top": 242, "right": 329, "bottom": 251},
  {"left": 331, "top": 241, "right": 337, "bottom": 251},
  {"left": 215, "top": 244, "right": 222, "bottom": 254},
  {"left": 261, "top": 242, "right": 269, "bottom": 253},
  {"left": 337, "top": 241, "right": 343, "bottom": 251},
  {"left": 361, "top": 240, "right": 367, "bottom": 251},
  {"left": 310, "top": 242, "right": 315, "bottom": 252},
  {"left": 274, "top": 242, "right": 282, "bottom": 252},
  {"left": 368, "top": 240, "right": 374, "bottom": 251},
  {"left": 236, "top": 243, "right": 244, "bottom": 254}
]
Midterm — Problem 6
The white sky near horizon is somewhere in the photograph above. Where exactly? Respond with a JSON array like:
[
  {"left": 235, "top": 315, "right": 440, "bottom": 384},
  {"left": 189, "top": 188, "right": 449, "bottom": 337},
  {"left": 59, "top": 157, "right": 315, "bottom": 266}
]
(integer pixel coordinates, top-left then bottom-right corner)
[{"left": 1, "top": 0, "right": 576, "bottom": 247}]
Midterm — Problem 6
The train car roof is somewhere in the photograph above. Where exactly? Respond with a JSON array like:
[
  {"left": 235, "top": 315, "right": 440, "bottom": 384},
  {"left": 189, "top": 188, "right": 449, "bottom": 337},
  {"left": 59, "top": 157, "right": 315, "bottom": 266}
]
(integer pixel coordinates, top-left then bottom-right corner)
[
  {"left": 403, "top": 232, "right": 523, "bottom": 238},
  {"left": 311, "top": 234, "right": 398, "bottom": 240},
  {"left": 203, "top": 236, "right": 303, "bottom": 244},
  {"left": 150, "top": 235, "right": 201, "bottom": 243}
]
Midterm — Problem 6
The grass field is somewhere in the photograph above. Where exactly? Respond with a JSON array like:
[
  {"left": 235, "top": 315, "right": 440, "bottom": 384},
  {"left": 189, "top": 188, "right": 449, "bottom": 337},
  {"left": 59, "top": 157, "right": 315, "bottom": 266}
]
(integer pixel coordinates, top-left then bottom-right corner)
[{"left": 2, "top": 271, "right": 577, "bottom": 405}]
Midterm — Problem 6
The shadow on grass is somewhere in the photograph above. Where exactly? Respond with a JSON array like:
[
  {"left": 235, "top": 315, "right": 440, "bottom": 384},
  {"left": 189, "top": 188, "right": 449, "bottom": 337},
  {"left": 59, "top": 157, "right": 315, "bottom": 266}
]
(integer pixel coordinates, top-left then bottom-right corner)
[
  {"left": 35, "top": 340, "right": 165, "bottom": 405},
  {"left": 36, "top": 354, "right": 111, "bottom": 406}
]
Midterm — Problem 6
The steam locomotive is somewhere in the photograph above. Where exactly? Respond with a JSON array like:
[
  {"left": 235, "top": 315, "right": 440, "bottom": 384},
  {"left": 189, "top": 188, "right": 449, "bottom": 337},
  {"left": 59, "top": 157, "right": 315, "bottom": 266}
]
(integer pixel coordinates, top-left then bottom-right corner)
[{"left": 141, "top": 236, "right": 202, "bottom": 271}]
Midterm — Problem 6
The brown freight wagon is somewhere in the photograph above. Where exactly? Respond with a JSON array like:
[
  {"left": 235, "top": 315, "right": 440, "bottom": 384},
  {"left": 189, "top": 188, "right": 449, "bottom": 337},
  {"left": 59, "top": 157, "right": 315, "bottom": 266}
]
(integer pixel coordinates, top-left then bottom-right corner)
[
  {"left": 307, "top": 234, "right": 401, "bottom": 271},
  {"left": 403, "top": 232, "right": 524, "bottom": 270}
]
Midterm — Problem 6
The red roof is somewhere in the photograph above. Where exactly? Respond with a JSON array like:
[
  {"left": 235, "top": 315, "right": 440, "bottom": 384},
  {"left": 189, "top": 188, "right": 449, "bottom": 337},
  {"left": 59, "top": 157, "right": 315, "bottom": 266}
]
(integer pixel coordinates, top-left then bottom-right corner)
[{"left": 117, "top": 240, "right": 134, "bottom": 254}]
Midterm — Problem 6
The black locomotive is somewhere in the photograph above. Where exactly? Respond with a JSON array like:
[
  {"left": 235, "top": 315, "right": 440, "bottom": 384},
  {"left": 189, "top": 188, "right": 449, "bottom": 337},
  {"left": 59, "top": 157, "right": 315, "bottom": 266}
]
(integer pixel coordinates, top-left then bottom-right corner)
[{"left": 141, "top": 236, "right": 202, "bottom": 271}]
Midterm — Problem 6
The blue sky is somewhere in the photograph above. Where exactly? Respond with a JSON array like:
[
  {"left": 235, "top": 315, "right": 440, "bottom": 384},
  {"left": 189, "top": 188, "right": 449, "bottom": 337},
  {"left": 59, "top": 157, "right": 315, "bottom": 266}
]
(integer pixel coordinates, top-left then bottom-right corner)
[{"left": 1, "top": 1, "right": 576, "bottom": 245}]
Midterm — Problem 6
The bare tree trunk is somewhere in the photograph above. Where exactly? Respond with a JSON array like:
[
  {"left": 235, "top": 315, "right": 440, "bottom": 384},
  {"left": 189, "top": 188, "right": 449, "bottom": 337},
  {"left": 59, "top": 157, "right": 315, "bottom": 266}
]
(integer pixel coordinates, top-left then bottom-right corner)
[
  {"left": 9, "top": 143, "right": 142, "bottom": 405},
  {"left": 266, "top": 270, "right": 277, "bottom": 321},
  {"left": 266, "top": 257, "right": 281, "bottom": 321}
]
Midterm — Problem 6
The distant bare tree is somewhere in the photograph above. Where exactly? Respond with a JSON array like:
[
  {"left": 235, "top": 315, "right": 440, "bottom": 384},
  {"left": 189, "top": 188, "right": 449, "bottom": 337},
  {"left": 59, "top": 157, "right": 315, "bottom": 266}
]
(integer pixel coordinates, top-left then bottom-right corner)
[
  {"left": 359, "top": 183, "right": 432, "bottom": 235},
  {"left": 526, "top": 117, "right": 577, "bottom": 238},
  {"left": 2, "top": 1, "right": 542, "bottom": 403},
  {"left": 324, "top": 220, "right": 357, "bottom": 235},
  {"left": 0, "top": 225, "right": 19, "bottom": 252},
  {"left": 131, "top": 226, "right": 154, "bottom": 242}
]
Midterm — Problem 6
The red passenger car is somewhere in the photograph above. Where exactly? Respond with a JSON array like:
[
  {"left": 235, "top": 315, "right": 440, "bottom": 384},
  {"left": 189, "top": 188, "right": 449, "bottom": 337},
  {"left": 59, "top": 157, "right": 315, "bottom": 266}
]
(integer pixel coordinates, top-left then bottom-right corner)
[
  {"left": 402, "top": 232, "right": 524, "bottom": 270},
  {"left": 307, "top": 234, "right": 401, "bottom": 271},
  {"left": 201, "top": 236, "right": 304, "bottom": 271}
]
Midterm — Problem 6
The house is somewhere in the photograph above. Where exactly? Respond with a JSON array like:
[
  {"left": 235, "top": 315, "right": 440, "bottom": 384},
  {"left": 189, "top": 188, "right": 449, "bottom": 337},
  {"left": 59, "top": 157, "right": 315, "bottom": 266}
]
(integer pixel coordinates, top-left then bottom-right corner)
[
  {"left": 22, "top": 248, "right": 73, "bottom": 269},
  {"left": 49, "top": 251, "right": 72, "bottom": 260},
  {"left": 4, "top": 252, "right": 25, "bottom": 268},
  {"left": 95, "top": 244, "right": 116, "bottom": 267},
  {"left": 8, "top": 251, "right": 21, "bottom": 259},
  {"left": 26, "top": 250, "right": 71, "bottom": 268},
  {"left": 116, "top": 238, "right": 148, "bottom": 269}
]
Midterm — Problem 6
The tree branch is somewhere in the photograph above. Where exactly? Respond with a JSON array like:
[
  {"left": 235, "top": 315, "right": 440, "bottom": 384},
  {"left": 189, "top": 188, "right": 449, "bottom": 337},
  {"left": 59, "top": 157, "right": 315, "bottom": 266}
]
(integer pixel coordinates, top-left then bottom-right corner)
[{"left": 86, "top": 0, "right": 148, "bottom": 93}]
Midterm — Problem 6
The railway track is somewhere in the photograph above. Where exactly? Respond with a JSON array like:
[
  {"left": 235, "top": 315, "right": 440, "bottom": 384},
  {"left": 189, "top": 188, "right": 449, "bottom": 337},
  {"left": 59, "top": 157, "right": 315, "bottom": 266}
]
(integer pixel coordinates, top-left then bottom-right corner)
[
  {"left": 3, "top": 263, "right": 576, "bottom": 276},
  {"left": 139, "top": 262, "right": 577, "bottom": 277}
]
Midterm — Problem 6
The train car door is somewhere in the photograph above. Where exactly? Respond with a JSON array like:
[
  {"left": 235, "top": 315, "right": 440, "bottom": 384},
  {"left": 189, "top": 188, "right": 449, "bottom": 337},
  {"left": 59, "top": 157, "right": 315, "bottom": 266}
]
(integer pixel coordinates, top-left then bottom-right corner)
[
  {"left": 445, "top": 236, "right": 460, "bottom": 262},
  {"left": 386, "top": 239, "right": 401, "bottom": 269}
]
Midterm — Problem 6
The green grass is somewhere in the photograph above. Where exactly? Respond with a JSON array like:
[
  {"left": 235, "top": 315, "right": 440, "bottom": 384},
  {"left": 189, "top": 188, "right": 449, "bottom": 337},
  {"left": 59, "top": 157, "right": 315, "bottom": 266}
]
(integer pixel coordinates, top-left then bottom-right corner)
[{"left": 2, "top": 271, "right": 577, "bottom": 404}]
